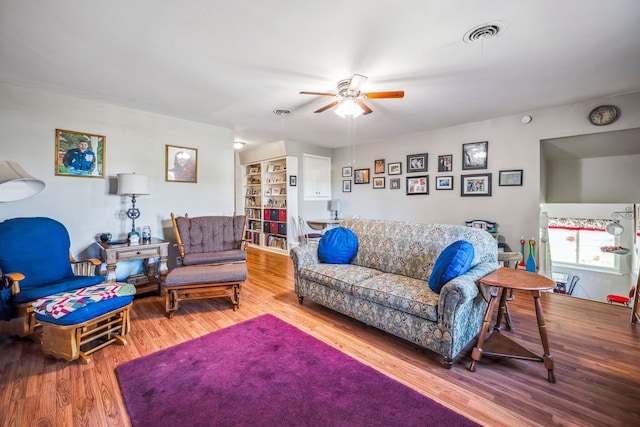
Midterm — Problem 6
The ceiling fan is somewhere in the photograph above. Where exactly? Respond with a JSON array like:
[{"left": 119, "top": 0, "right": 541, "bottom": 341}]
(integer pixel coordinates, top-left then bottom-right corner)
[{"left": 300, "top": 74, "right": 404, "bottom": 117}]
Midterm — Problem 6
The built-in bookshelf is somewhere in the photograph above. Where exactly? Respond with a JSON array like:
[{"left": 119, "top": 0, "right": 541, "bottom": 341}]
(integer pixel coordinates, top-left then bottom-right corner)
[{"left": 242, "top": 156, "right": 298, "bottom": 252}]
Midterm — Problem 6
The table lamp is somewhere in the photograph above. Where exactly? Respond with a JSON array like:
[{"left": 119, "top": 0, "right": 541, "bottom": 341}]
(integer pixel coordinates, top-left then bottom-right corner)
[
  {"left": 329, "top": 199, "right": 341, "bottom": 220},
  {"left": 0, "top": 160, "right": 45, "bottom": 202},
  {"left": 117, "top": 173, "right": 150, "bottom": 239}
]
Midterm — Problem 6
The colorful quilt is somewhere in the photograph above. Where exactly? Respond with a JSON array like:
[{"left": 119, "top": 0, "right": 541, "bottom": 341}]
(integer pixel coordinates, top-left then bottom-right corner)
[{"left": 31, "top": 283, "right": 136, "bottom": 319}]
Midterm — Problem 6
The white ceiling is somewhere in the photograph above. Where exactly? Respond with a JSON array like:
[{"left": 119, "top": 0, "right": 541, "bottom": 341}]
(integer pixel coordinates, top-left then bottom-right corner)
[{"left": 1, "top": 1, "right": 639, "bottom": 149}]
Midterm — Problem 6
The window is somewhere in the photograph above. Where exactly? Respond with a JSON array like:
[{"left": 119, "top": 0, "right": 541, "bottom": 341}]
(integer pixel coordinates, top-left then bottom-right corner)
[{"left": 548, "top": 217, "right": 618, "bottom": 271}]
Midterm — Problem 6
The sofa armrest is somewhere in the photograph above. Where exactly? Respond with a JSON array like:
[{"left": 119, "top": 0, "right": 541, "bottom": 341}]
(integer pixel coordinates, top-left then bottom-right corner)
[
  {"left": 437, "top": 262, "right": 499, "bottom": 324},
  {"left": 289, "top": 243, "right": 320, "bottom": 270}
]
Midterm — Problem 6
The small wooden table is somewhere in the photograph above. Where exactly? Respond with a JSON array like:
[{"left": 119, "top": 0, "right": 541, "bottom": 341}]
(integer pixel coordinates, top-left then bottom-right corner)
[
  {"left": 96, "top": 238, "right": 170, "bottom": 295},
  {"left": 469, "top": 267, "right": 556, "bottom": 383}
]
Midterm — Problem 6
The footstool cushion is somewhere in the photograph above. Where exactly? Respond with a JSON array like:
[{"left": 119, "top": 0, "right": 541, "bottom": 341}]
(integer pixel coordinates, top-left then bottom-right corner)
[
  {"left": 164, "top": 263, "right": 247, "bottom": 286},
  {"left": 162, "top": 263, "right": 247, "bottom": 318},
  {"left": 32, "top": 283, "right": 136, "bottom": 325}
]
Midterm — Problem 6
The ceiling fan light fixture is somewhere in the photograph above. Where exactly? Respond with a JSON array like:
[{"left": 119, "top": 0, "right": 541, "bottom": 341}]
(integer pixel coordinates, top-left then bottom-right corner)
[{"left": 335, "top": 98, "right": 364, "bottom": 118}]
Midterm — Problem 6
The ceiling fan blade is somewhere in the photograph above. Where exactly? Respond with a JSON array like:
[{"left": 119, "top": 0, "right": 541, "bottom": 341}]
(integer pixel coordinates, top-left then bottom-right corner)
[
  {"left": 357, "top": 100, "right": 373, "bottom": 115},
  {"left": 363, "top": 91, "right": 405, "bottom": 99},
  {"left": 300, "top": 91, "right": 336, "bottom": 96},
  {"left": 314, "top": 101, "right": 339, "bottom": 113},
  {"left": 348, "top": 74, "right": 368, "bottom": 92}
]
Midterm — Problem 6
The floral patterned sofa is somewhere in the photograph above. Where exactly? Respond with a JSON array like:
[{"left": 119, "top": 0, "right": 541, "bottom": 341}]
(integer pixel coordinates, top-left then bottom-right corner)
[{"left": 290, "top": 218, "right": 499, "bottom": 368}]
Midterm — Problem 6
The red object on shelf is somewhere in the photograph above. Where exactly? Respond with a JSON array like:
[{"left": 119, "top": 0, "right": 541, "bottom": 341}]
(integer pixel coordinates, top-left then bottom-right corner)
[
  {"left": 270, "top": 222, "right": 279, "bottom": 234},
  {"left": 278, "top": 209, "right": 287, "bottom": 222}
]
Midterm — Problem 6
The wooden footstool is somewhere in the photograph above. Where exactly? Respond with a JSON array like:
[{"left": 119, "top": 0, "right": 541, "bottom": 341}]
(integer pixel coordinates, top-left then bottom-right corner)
[
  {"left": 162, "top": 263, "right": 247, "bottom": 318},
  {"left": 32, "top": 283, "right": 136, "bottom": 364}
]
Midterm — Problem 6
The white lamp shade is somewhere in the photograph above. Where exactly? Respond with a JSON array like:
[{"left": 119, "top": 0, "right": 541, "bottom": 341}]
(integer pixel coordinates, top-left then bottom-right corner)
[
  {"left": 0, "top": 160, "right": 45, "bottom": 202},
  {"left": 329, "top": 199, "right": 341, "bottom": 212},
  {"left": 335, "top": 99, "right": 364, "bottom": 118},
  {"left": 117, "top": 173, "right": 150, "bottom": 195}
]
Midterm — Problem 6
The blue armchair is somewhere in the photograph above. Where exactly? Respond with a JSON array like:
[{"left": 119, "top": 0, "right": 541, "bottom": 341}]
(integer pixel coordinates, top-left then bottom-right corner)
[{"left": 0, "top": 217, "right": 108, "bottom": 337}]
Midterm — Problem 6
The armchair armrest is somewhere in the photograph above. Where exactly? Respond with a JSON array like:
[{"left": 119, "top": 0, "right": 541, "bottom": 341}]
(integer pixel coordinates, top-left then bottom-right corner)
[
  {"left": 4, "top": 272, "right": 25, "bottom": 295},
  {"left": 69, "top": 254, "right": 102, "bottom": 277}
]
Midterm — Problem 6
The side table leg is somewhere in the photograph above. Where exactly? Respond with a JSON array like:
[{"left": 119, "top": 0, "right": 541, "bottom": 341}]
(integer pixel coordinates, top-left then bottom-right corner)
[
  {"left": 493, "top": 287, "right": 508, "bottom": 331},
  {"left": 470, "top": 287, "right": 499, "bottom": 372},
  {"left": 532, "top": 290, "right": 556, "bottom": 383},
  {"left": 504, "top": 288, "right": 514, "bottom": 331},
  {"left": 106, "top": 263, "right": 117, "bottom": 283}
]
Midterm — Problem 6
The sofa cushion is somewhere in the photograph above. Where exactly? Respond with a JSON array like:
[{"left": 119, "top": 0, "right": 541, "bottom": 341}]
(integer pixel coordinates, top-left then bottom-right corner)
[
  {"left": 299, "top": 264, "right": 382, "bottom": 294},
  {"left": 318, "top": 227, "right": 358, "bottom": 264},
  {"left": 428, "top": 240, "right": 475, "bottom": 293},
  {"left": 351, "top": 273, "right": 439, "bottom": 322}
]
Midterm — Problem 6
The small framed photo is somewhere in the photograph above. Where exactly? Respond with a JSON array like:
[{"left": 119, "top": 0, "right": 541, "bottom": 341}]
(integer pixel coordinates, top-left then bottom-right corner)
[
  {"left": 499, "top": 169, "right": 523, "bottom": 186},
  {"left": 289, "top": 175, "right": 297, "bottom": 186},
  {"left": 354, "top": 168, "right": 370, "bottom": 184},
  {"left": 462, "top": 141, "right": 488, "bottom": 170},
  {"left": 435, "top": 176, "right": 454, "bottom": 190},
  {"left": 342, "top": 166, "right": 353, "bottom": 177},
  {"left": 374, "top": 159, "right": 385, "bottom": 174},
  {"left": 461, "top": 173, "right": 492, "bottom": 196},
  {"left": 438, "top": 154, "right": 452, "bottom": 172},
  {"left": 388, "top": 162, "right": 402, "bottom": 175},
  {"left": 406, "top": 175, "right": 429, "bottom": 195},
  {"left": 55, "top": 129, "right": 105, "bottom": 178},
  {"left": 342, "top": 180, "right": 351, "bottom": 192},
  {"left": 373, "top": 177, "right": 385, "bottom": 189},
  {"left": 390, "top": 178, "right": 401, "bottom": 189},
  {"left": 407, "top": 153, "right": 428, "bottom": 173},
  {"left": 166, "top": 144, "right": 198, "bottom": 183}
]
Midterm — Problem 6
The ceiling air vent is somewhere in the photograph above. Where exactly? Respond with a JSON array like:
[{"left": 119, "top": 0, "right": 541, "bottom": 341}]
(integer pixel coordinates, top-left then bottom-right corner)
[
  {"left": 463, "top": 22, "right": 505, "bottom": 44},
  {"left": 273, "top": 109, "right": 291, "bottom": 116}
]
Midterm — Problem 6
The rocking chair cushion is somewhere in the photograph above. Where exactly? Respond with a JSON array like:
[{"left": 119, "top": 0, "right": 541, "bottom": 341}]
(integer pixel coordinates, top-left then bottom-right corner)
[
  {"left": 0, "top": 217, "right": 74, "bottom": 287},
  {"left": 12, "top": 275, "right": 106, "bottom": 304},
  {"left": 182, "top": 249, "right": 246, "bottom": 266}
]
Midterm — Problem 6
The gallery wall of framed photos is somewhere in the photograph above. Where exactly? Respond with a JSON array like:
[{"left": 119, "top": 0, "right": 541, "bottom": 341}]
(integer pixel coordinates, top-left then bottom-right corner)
[{"left": 339, "top": 141, "right": 523, "bottom": 199}]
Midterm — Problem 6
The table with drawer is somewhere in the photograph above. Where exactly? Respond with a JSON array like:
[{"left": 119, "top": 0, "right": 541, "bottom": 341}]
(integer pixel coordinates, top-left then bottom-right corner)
[{"left": 96, "top": 238, "right": 170, "bottom": 295}]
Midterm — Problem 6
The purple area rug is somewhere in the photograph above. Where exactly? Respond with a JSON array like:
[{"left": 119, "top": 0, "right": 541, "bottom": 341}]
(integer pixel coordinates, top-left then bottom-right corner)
[{"left": 116, "top": 314, "right": 479, "bottom": 427}]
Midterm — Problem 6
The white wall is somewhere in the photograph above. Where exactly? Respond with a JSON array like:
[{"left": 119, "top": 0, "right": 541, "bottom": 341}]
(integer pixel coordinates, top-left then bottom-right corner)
[
  {"left": 331, "top": 91, "right": 640, "bottom": 253},
  {"left": 0, "top": 83, "right": 235, "bottom": 261},
  {"left": 546, "top": 154, "right": 640, "bottom": 203}
]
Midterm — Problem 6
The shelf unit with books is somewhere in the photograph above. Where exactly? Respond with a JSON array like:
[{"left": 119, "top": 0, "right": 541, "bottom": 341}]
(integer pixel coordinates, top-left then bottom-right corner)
[{"left": 241, "top": 156, "right": 298, "bottom": 253}]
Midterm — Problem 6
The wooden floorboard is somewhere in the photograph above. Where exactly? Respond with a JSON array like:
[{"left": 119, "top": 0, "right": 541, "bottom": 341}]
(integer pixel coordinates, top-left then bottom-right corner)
[{"left": 1, "top": 246, "right": 639, "bottom": 426}]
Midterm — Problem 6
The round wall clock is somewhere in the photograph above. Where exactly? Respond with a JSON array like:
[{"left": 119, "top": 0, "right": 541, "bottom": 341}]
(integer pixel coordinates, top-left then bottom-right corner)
[{"left": 588, "top": 105, "right": 619, "bottom": 126}]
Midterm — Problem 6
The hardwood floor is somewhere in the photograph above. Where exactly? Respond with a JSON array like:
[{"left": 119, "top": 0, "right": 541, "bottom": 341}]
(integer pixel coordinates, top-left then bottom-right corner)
[{"left": 1, "top": 246, "right": 639, "bottom": 426}]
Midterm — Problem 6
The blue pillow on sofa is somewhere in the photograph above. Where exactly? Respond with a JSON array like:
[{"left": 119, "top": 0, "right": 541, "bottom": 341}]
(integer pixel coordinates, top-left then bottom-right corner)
[
  {"left": 318, "top": 227, "right": 358, "bottom": 264},
  {"left": 428, "top": 240, "right": 475, "bottom": 293}
]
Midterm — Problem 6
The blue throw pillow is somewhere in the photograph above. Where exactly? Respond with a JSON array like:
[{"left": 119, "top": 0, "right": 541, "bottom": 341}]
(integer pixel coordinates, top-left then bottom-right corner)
[
  {"left": 317, "top": 227, "right": 358, "bottom": 264},
  {"left": 428, "top": 240, "right": 475, "bottom": 293}
]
